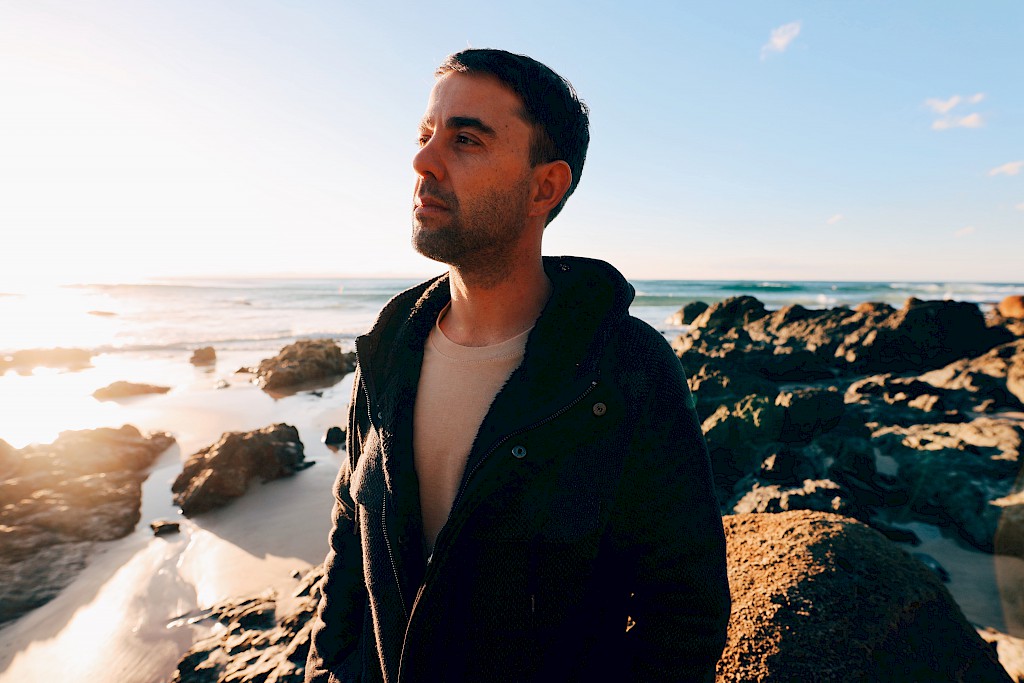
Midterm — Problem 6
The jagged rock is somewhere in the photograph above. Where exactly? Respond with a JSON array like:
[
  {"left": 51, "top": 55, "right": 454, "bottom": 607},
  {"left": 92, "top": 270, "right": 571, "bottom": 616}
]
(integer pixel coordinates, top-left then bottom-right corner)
[
  {"left": 845, "top": 373, "right": 964, "bottom": 424},
  {"left": 666, "top": 300, "right": 708, "bottom": 325},
  {"left": 746, "top": 303, "right": 884, "bottom": 357},
  {"left": 717, "top": 511, "right": 1011, "bottom": 682},
  {"left": 170, "top": 566, "right": 325, "bottom": 683},
  {"left": 92, "top": 381, "right": 171, "bottom": 401},
  {"left": 978, "top": 627, "right": 1024, "bottom": 682},
  {"left": 190, "top": 347, "right": 217, "bottom": 366},
  {"left": 172, "top": 424, "right": 310, "bottom": 516},
  {"left": 690, "top": 295, "right": 768, "bottom": 331},
  {"left": 322, "top": 426, "right": 343, "bottom": 448},
  {"left": 0, "top": 347, "right": 93, "bottom": 374},
  {"left": 0, "top": 541, "right": 93, "bottom": 624},
  {"left": 920, "top": 339, "right": 1024, "bottom": 410},
  {"left": 151, "top": 519, "right": 180, "bottom": 536},
  {"left": 685, "top": 362, "right": 778, "bottom": 421},
  {"left": 244, "top": 340, "right": 355, "bottom": 392},
  {"left": 835, "top": 298, "right": 1011, "bottom": 375},
  {"left": 871, "top": 420, "right": 1022, "bottom": 552},
  {"left": 730, "top": 479, "right": 859, "bottom": 517},
  {"left": 775, "top": 387, "right": 844, "bottom": 443},
  {"left": 999, "top": 296, "right": 1024, "bottom": 320},
  {"left": 0, "top": 426, "right": 175, "bottom": 624}
]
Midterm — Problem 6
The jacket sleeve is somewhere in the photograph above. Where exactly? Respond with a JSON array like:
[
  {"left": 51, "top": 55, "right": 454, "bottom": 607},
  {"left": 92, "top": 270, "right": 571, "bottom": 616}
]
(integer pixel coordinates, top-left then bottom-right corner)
[
  {"left": 305, "top": 368, "right": 368, "bottom": 683},
  {"left": 612, "top": 332, "right": 731, "bottom": 683}
]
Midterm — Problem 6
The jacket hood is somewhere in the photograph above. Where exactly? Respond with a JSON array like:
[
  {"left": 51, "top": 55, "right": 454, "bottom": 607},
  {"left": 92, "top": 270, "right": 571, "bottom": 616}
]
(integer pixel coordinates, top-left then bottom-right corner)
[{"left": 357, "top": 255, "right": 636, "bottom": 387}]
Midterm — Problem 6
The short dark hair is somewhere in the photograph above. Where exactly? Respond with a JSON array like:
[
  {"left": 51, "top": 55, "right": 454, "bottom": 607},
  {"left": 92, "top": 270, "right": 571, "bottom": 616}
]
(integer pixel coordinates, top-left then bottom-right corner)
[{"left": 436, "top": 49, "right": 590, "bottom": 224}]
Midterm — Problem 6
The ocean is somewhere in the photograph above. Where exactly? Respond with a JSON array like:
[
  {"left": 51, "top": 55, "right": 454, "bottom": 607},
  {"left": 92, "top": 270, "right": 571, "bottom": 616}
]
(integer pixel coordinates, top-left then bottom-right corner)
[{"left": 2, "top": 277, "right": 1022, "bottom": 356}]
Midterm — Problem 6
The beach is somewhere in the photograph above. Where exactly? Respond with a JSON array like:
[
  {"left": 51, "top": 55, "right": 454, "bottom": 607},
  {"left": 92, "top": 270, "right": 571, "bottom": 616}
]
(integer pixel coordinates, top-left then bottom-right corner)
[{"left": 2, "top": 276, "right": 1023, "bottom": 682}]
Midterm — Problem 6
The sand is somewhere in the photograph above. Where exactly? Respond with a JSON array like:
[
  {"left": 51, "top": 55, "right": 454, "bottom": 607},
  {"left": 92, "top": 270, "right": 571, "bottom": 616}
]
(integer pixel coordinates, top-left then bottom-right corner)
[{"left": 0, "top": 351, "right": 351, "bottom": 683}]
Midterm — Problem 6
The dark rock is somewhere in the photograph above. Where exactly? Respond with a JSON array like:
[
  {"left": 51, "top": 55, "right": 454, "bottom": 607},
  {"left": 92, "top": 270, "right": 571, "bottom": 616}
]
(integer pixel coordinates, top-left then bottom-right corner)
[
  {"left": 190, "top": 347, "right": 217, "bottom": 366},
  {"left": 151, "top": 519, "right": 180, "bottom": 536},
  {"left": 775, "top": 387, "right": 844, "bottom": 443},
  {"left": 685, "top": 362, "right": 778, "bottom": 421},
  {"left": 920, "top": 339, "right": 1024, "bottom": 410},
  {"left": 0, "top": 426, "right": 175, "bottom": 623},
  {"left": 717, "top": 511, "right": 1011, "bottom": 682},
  {"left": 730, "top": 479, "right": 859, "bottom": 518},
  {"left": 690, "top": 295, "right": 768, "bottom": 331},
  {"left": 912, "top": 552, "right": 951, "bottom": 582},
  {"left": 871, "top": 420, "right": 1022, "bottom": 553},
  {"left": 172, "top": 424, "right": 307, "bottom": 516},
  {"left": 92, "top": 381, "right": 171, "bottom": 401},
  {"left": 845, "top": 373, "right": 964, "bottom": 424},
  {"left": 243, "top": 340, "right": 355, "bottom": 392},
  {"left": 323, "top": 426, "right": 344, "bottom": 448},
  {"left": 170, "top": 566, "right": 325, "bottom": 683},
  {"left": 835, "top": 298, "right": 1011, "bottom": 375},
  {"left": 667, "top": 300, "right": 709, "bottom": 325}
]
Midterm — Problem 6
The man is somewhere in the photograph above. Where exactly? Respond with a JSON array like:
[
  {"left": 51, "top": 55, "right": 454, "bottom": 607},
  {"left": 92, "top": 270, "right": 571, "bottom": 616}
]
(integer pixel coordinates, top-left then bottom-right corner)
[{"left": 306, "top": 49, "right": 730, "bottom": 683}]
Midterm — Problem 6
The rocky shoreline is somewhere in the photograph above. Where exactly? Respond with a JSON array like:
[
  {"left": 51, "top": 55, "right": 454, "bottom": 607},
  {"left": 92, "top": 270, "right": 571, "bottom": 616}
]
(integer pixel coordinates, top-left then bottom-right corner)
[{"left": 4, "top": 301, "right": 1024, "bottom": 680}]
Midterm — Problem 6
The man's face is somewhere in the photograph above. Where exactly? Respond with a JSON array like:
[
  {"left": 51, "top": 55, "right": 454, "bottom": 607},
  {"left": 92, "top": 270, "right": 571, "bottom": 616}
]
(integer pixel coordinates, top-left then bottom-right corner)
[{"left": 412, "top": 72, "right": 536, "bottom": 275}]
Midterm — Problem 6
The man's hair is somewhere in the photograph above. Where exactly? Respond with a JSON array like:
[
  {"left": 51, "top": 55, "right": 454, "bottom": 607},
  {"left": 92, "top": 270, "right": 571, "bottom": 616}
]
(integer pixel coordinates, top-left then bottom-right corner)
[{"left": 436, "top": 48, "right": 590, "bottom": 224}]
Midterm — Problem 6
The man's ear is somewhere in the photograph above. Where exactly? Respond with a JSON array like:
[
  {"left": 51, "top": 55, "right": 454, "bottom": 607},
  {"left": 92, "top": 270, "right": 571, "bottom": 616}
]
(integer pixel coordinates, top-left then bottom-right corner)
[{"left": 528, "top": 160, "right": 572, "bottom": 219}]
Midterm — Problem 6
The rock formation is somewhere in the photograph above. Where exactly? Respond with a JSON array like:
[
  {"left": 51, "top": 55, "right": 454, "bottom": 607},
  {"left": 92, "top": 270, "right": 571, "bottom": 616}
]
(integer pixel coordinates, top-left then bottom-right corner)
[
  {"left": 666, "top": 300, "right": 708, "bottom": 325},
  {"left": 999, "top": 295, "right": 1024, "bottom": 320},
  {"left": 718, "top": 511, "right": 1011, "bottom": 682},
  {"left": 190, "top": 347, "right": 217, "bottom": 366},
  {"left": 92, "top": 381, "right": 171, "bottom": 401},
  {"left": 168, "top": 512, "right": 1016, "bottom": 682},
  {"left": 169, "top": 566, "right": 324, "bottom": 683},
  {"left": 242, "top": 340, "right": 355, "bottom": 392},
  {"left": 172, "top": 424, "right": 311, "bottom": 516},
  {"left": 0, "top": 426, "right": 175, "bottom": 623}
]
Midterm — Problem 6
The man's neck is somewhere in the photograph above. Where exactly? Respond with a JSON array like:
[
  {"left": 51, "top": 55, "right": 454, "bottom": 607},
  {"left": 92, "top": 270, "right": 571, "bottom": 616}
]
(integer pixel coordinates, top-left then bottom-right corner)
[{"left": 440, "top": 256, "right": 551, "bottom": 347}]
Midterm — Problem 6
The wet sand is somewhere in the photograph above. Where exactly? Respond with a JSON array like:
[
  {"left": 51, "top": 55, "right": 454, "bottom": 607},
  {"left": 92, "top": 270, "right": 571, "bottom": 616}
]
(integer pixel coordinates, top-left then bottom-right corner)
[{"left": 0, "top": 351, "right": 351, "bottom": 683}]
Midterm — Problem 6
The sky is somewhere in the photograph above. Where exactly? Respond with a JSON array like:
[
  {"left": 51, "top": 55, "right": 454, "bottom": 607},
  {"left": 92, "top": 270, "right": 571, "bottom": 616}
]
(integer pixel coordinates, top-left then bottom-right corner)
[{"left": 1, "top": 1, "right": 1021, "bottom": 288}]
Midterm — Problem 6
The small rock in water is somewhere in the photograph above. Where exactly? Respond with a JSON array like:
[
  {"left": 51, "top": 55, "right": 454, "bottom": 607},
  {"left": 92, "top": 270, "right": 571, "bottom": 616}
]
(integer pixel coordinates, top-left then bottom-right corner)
[
  {"left": 215, "top": 379, "right": 229, "bottom": 390},
  {"left": 190, "top": 346, "right": 216, "bottom": 366},
  {"left": 912, "top": 552, "right": 951, "bottom": 582},
  {"left": 323, "top": 426, "right": 344, "bottom": 449},
  {"left": 150, "top": 519, "right": 180, "bottom": 536}
]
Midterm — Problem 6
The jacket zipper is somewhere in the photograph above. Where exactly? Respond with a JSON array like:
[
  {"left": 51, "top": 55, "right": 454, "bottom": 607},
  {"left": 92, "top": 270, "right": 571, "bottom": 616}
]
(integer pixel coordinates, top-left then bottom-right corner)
[
  {"left": 439, "top": 378, "right": 600, "bottom": 558},
  {"left": 382, "top": 493, "right": 409, "bottom": 621},
  {"left": 398, "top": 378, "right": 600, "bottom": 681}
]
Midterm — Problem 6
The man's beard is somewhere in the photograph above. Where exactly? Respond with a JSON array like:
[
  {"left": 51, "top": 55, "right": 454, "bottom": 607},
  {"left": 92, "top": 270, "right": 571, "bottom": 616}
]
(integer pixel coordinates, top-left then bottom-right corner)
[{"left": 412, "top": 177, "right": 531, "bottom": 288}]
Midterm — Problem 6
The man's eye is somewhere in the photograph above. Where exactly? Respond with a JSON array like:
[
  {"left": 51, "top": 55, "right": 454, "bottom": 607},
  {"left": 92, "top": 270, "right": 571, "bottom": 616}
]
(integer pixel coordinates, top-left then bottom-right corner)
[
  {"left": 416, "top": 134, "right": 430, "bottom": 147},
  {"left": 455, "top": 134, "right": 476, "bottom": 145}
]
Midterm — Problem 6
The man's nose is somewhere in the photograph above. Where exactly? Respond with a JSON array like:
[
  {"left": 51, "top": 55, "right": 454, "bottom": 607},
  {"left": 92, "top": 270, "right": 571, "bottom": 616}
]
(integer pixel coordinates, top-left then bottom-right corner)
[{"left": 412, "top": 136, "right": 444, "bottom": 181}]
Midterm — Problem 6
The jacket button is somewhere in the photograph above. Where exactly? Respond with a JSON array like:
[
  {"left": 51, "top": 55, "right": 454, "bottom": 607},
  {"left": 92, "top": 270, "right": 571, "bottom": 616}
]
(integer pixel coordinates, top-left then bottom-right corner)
[
  {"left": 592, "top": 402, "right": 607, "bottom": 416},
  {"left": 511, "top": 445, "right": 527, "bottom": 459}
]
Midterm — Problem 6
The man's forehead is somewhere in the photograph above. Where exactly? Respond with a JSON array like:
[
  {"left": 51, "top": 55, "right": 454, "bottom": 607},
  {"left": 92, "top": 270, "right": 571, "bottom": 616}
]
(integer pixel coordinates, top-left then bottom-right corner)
[{"left": 420, "top": 72, "right": 527, "bottom": 128}]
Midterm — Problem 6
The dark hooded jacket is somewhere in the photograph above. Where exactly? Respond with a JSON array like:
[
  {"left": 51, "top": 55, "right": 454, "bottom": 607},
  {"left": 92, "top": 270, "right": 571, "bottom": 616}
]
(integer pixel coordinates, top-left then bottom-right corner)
[{"left": 305, "top": 256, "right": 730, "bottom": 683}]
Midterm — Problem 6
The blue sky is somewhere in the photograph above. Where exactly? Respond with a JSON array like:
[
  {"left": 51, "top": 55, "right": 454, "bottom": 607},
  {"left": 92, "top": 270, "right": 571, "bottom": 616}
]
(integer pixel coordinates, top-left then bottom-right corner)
[{"left": 1, "top": 1, "right": 1021, "bottom": 287}]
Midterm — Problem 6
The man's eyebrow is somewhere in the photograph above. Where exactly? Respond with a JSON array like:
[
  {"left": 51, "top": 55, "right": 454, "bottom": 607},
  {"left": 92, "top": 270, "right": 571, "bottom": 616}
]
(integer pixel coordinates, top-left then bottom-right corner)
[
  {"left": 446, "top": 116, "right": 496, "bottom": 137},
  {"left": 419, "top": 115, "right": 496, "bottom": 137}
]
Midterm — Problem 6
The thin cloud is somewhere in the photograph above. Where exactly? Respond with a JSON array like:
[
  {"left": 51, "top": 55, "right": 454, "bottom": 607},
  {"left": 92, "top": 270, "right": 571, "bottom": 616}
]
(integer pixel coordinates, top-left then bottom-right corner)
[
  {"left": 1016, "top": 202, "right": 1024, "bottom": 211},
  {"left": 925, "top": 93, "right": 985, "bottom": 131},
  {"left": 826, "top": 214, "right": 843, "bottom": 225},
  {"left": 761, "top": 22, "right": 801, "bottom": 59},
  {"left": 931, "top": 113, "right": 984, "bottom": 130},
  {"left": 989, "top": 161, "right": 1024, "bottom": 177},
  {"left": 954, "top": 226, "right": 976, "bottom": 238},
  {"left": 925, "top": 96, "right": 961, "bottom": 114}
]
